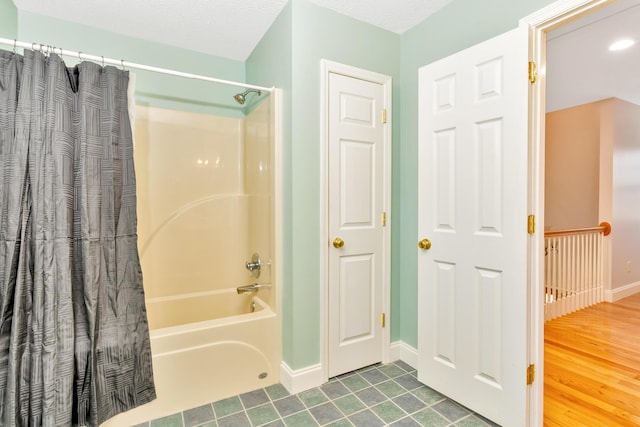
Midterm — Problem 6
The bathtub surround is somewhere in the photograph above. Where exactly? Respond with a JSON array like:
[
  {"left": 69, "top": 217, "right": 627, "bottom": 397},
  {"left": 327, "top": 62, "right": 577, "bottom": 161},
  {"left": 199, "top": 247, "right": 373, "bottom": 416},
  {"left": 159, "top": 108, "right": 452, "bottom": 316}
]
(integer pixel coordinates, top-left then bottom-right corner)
[
  {"left": 133, "top": 100, "right": 276, "bottom": 301},
  {"left": 102, "top": 96, "right": 281, "bottom": 425},
  {"left": 0, "top": 49, "right": 155, "bottom": 425}
]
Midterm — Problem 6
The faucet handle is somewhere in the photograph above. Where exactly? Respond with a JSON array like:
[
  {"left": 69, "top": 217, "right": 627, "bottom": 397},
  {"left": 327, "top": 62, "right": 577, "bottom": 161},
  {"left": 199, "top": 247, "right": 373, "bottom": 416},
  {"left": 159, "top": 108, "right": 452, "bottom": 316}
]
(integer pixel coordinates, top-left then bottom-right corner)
[{"left": 246, "top": 253, "right": 262, "bottom": 278}]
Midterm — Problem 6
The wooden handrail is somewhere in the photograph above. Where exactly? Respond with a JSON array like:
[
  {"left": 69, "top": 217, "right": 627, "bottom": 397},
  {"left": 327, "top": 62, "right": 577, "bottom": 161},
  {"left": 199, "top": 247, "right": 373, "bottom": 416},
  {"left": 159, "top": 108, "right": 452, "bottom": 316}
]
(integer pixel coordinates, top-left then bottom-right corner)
[{"left": 544, "top": 221, "right": 611, "bottom": 237}]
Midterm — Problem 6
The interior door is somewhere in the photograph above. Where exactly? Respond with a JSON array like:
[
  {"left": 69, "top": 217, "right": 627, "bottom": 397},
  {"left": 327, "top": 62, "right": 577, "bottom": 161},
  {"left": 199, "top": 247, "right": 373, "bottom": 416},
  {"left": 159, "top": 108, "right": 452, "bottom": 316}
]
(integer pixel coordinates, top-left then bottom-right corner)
[
  {"left": 417, "top": 27, "right": 530, "bottom": 426},
  {"left": 328, "top": 71, "right": 385, "bottom": 377}
]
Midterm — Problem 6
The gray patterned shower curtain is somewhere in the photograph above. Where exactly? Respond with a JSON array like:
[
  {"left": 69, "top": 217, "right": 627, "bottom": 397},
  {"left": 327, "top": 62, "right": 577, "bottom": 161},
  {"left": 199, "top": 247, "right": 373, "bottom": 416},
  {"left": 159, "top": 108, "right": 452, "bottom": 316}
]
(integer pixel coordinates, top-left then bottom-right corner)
[{"left": 0, "top": 49, "right": 155, "bottom": 426}]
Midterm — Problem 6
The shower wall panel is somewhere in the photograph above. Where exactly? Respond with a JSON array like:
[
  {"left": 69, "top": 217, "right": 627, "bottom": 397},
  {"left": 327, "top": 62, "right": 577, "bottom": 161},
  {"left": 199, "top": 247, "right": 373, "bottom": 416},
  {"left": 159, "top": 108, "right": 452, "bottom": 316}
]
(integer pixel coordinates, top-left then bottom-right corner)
[
  {"left": 135, "top": 106, "right": 248, "bottom": 298},
  {"left": 244, "top": 100, "right": 273, "bottom": 289}
]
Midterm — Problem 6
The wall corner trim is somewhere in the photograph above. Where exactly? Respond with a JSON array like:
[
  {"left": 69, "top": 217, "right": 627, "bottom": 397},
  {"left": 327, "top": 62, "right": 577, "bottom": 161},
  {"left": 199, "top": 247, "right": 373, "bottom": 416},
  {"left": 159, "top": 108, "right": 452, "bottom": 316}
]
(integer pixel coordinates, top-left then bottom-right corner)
[
  {"left": 389, "top": 341, "right": 419, "bottom": 370},
  {"left": 280, "top": 362, "right": 325, "bottom": 395}
]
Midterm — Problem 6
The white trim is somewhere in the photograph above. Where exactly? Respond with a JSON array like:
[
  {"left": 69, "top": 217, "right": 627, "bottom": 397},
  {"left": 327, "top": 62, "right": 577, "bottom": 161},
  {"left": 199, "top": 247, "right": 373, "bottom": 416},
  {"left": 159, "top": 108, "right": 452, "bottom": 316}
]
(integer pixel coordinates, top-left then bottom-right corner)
[
  {"left": 271, "top": 88, "right": 284, "bottom": 381},
  {"left": 523, "top": 0, "right": 611, "bottom": 28},
  {"left": 280, "top": 341, "right": 420, "bottom": 397},
  {"left": 389, "top": 341, "right": 419, "bottom": 370},
  {"left": 319, "top": 59, "right": 393, "bottom": 381},
  {"left": 279, "top": 362, "right": 324, "bottom": 395},
  {"left": 605, "top": 281, "right": 640, "bottom": 302},
  {"left": 521, "top": 1, "right": 617, "bottom": 425}
]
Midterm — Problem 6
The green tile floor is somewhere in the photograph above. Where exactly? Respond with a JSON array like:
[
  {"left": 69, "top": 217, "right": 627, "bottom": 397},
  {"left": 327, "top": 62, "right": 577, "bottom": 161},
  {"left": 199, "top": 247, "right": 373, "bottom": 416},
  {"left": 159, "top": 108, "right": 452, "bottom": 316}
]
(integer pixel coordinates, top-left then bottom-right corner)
[{"left": 132, "top": 361, "right": 500, "bottom": 427}]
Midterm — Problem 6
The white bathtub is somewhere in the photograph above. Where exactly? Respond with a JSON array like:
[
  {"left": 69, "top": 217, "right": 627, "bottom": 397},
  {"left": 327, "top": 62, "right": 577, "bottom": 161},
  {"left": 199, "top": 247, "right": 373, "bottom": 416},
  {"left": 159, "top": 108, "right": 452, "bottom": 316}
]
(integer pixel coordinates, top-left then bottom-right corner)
[{"left": 102, "top": 288, "right": 279, "bottom": 426}]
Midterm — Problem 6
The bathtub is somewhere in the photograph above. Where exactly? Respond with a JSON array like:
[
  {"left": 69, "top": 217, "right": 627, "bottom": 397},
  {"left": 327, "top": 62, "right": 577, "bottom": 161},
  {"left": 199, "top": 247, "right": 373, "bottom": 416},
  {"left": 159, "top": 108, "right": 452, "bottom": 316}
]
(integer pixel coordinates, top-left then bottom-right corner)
[{"left": 102, "top": 287, "right": 279, "bottom": 426}]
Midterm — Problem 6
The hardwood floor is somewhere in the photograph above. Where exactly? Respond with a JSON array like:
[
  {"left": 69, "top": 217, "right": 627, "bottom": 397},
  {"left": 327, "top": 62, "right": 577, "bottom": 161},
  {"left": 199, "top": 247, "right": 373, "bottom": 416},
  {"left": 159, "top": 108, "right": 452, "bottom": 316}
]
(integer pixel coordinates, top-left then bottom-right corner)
[{"left": 544, "top": 293, "right": 640, "bottom": 426}]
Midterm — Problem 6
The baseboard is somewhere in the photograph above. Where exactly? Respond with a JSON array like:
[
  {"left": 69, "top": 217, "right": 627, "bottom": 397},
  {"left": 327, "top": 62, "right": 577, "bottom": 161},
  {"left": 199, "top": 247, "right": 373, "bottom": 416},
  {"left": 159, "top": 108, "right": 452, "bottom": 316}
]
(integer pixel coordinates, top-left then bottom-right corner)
[
  {"left": 280, "top": 361, "right": 325, "bottom": 395},
  {"left": 389, "top": 340, "right": 418, "bottom": 370},
  {"left": 280, "top": 341, "right": 419, "bottom": 395},
  {"left": 605, "top": 281, "right": 640, "bottom": 302}
]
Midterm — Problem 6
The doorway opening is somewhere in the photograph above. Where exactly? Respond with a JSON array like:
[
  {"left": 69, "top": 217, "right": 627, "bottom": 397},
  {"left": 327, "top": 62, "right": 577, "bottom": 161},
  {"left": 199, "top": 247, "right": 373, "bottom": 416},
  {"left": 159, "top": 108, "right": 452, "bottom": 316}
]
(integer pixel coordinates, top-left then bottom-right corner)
[{"left": 529, "top": 0, "right": 640, "bottom": 423}]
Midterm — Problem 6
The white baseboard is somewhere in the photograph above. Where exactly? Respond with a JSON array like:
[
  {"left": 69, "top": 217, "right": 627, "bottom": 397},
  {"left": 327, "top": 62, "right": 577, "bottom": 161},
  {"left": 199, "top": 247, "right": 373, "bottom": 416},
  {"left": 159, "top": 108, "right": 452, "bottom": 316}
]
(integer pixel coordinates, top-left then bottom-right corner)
[
  {"left": 605, "top": 281, "right": 640, "bottom": 302},
  {"left": 280, "top": 362, "right": 325, "bottom": 395},
  {"left": 389, "top": 341, "right": 418, "bottom": 370},
  {"left": 280, "top": 341, "right": 419, "bottom": 395}
]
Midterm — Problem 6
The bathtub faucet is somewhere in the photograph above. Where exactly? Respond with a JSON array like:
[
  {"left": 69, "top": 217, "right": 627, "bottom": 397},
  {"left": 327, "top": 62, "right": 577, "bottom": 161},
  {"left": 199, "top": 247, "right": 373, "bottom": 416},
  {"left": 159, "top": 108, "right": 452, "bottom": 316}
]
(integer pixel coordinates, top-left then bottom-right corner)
[{"left": 236, "top": 283, "right": 272, "bottom": 294}]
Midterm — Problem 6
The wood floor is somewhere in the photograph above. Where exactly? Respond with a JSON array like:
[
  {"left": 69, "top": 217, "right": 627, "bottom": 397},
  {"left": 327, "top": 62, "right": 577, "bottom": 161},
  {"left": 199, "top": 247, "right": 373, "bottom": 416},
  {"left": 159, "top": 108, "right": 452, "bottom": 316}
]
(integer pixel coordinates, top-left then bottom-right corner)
[{"left": 544, "top": 293, "right": 640, "bottom": 426}]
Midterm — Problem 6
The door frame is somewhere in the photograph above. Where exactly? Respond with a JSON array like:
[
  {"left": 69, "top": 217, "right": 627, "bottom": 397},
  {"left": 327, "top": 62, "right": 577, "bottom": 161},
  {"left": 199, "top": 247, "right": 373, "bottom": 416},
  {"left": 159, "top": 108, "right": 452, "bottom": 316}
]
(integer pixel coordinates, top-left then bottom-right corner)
[
  {"left": 523, "top": 0, "right": 615, "bottom": 424},
  {"left": 319, "top": 59, "right": 392, "bottom": 382}
]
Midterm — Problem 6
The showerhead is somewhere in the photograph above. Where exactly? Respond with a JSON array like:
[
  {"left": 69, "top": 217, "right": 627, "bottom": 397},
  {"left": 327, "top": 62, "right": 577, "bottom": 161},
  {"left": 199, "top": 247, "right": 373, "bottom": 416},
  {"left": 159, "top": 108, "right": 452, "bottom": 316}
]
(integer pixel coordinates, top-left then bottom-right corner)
[{"left": 233, "top": 89, "right": 262, "bottom": 105}]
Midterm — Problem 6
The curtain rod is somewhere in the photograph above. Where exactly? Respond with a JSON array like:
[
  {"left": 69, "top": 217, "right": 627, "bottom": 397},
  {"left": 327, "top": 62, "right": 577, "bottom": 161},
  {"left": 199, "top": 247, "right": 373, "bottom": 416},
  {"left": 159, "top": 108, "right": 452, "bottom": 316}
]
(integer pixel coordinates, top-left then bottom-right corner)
[{"left": 0, "top": 38, "right": 273, "bottom": 93}]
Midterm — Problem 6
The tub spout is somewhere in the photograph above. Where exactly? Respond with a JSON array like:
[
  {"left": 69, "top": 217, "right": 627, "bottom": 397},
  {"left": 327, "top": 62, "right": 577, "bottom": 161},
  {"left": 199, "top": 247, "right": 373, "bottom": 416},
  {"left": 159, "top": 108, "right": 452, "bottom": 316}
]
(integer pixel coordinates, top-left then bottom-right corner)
[{"left": 236, "top": 283, "right": 272, "bottom": 294}]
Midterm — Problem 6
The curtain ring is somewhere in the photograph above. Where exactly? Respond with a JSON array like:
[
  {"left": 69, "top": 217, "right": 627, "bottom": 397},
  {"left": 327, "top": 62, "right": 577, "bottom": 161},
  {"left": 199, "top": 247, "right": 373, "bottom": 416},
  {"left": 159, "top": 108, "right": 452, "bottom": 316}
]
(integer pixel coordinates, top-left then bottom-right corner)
[
  {"left": 13, "top": 39, "right": 17, "bottom": 53},
  {"left": 102, "top": 56, "right": 105, "bottom": 67},
  {"left": 32, "top": 42, "right": 37, "bottom": 52},
  {"left": 78, "top": 51, "right": 83, "bottom": 61},
  {"left": 121, "top": 59, "right": 125, "bottom": 71}
]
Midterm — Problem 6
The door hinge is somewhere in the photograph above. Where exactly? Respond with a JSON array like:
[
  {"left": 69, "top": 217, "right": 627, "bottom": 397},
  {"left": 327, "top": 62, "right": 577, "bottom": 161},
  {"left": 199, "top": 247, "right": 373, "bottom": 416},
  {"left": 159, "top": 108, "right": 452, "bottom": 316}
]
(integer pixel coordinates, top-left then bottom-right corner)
[
  {"left": 528, "top": 215, "right": 536, "bottom": 235},
  {"left": 381, "top": 313, "right": 386, "bottom": 328},
  {"left": 526, "top": 364, "right": 535, "bottom": 385},
  {"left": 382, "top": 109, "right": 388, "bottom": 124},
  {"left": 381, "top": 212, "right": 387, "bottom": 227},
  {"left": 528, "top": 61, "right": 538, "bottom": 84}
]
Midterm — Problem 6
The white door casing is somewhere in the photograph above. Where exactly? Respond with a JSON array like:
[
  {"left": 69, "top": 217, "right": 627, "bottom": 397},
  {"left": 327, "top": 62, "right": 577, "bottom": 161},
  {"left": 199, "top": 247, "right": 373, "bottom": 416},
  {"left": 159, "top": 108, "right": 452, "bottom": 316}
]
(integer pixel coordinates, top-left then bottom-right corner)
[
  {"left": 522, "top": 1, "right": 617, "bottom": 424},
  {"left": 417, "top": 27, "right": 529, "bottom": 426},
  {"left": 323, "top": 62, "right": 391, "bottom": 378}
]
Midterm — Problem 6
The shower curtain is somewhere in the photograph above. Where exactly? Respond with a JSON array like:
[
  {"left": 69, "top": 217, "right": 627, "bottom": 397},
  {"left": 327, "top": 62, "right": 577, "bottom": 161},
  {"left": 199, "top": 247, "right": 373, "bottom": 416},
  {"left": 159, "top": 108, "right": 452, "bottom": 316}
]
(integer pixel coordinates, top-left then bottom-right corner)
[{"left": 0, "top": 49, "right": 155, "bottom": 426}]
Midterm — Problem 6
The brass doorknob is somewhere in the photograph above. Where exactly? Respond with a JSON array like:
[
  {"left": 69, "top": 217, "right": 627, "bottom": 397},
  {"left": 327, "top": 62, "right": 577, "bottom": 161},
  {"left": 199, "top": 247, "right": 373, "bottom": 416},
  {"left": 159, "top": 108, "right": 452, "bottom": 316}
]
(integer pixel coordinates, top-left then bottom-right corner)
[
  {"left": 418, "top": 238, "right": 431, "bottom": 250},
  {"left": 333, "top": 237, "right": 345, "bottom": 248}
]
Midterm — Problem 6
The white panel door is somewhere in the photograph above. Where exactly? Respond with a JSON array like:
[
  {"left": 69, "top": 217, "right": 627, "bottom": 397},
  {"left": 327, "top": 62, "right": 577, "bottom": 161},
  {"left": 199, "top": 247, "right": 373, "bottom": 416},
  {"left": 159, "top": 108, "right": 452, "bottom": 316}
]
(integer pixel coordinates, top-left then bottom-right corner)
[
  {"left": 418, "top": 27, "right": 529, "bottom": 426},
  {"left": 328, "top": 72, "right": 385, "bottom": 377}
]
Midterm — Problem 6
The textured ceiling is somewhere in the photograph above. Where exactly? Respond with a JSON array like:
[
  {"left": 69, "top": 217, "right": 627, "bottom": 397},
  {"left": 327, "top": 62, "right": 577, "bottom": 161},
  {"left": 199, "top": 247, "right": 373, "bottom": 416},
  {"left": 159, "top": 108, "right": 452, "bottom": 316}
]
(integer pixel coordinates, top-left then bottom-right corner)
[
  {"left": 11, "top": 0, "right": 452, "bottom": 61},
  {"left": 306, "top": 0, "right": 453, "bottom": 34},
  {"left": 12, "top": 0, "right": 288, "bottom": 61},
  {"left": 11, "top": 0, "right": 640, "bottom": 111}
]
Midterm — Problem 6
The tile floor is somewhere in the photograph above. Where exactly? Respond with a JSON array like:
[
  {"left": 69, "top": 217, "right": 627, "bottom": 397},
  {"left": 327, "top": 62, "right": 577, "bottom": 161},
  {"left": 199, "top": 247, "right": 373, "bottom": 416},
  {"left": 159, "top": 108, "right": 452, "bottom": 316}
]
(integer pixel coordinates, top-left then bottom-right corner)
[{"left": 132, "top": 361, "right": 499, "bottom": 427}]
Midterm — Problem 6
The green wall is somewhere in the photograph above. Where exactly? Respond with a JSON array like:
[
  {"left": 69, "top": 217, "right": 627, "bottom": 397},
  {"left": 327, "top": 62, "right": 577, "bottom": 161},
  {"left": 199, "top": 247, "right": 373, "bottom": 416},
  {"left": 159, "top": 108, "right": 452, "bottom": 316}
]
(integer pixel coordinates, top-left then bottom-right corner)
[
  {"left": 0, "top": 0, "right": 17, "bottom": 39},
  {"left": 249, "top": 0, "right": 401, "bottom": 370},
  {"left": 246, "top": 2, "right": 295, "bottom": 366},
  {"left": 396, "top": 0, "right": 557, "bottom": 347},
  {"left": 8, "top": 11, "right": 246, "bottom": 117},
  {"left": 288, "top": 0, "right": 401, "bottom": 370},
  {"left": 267, "top": 0, "right": 559, "bottom": 369}
]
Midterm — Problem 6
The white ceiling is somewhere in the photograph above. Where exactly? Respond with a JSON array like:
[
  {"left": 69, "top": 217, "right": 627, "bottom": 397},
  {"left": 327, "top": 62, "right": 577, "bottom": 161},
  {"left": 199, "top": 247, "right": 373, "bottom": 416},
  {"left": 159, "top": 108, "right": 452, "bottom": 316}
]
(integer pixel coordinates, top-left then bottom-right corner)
[
  {"left": 546, "top": 0, "right": 640, "bottom": 111},
  {"left": 11, "top": 0, "right": 452, "bottom": 61},
  {"left": 11, "top": 0, "right": 640, "bottom": 112}
]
